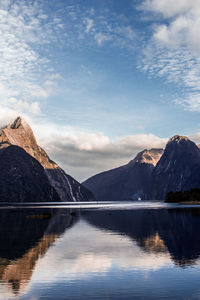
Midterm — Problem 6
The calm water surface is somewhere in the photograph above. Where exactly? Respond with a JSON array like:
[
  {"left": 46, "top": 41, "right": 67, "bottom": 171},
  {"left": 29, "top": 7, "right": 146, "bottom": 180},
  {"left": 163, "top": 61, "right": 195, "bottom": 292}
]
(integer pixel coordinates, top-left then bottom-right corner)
[{"left": 1, "top": 202, "right": 200, "bottom": 299}]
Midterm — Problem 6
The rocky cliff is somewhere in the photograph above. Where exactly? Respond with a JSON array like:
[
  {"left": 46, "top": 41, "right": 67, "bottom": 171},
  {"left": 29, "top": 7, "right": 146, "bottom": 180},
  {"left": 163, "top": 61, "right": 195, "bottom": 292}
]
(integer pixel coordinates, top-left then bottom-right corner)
[{"left": 0, "top": 117, "right": 93, "bottom": 202}]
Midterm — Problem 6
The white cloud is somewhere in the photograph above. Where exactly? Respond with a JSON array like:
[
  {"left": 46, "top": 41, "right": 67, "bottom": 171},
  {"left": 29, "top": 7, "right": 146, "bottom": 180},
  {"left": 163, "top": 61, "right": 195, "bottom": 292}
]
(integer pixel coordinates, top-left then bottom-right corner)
[
  {"left": 94, "top": 32, "right": 112, "bottom": 46},
  {"left": 189, "top": 132, "right": 200, "bottom": 145},
  {"left": 116, "top": 25, "right": 135, "bottom": 40},
  {"left": 141, "top": 0, "right": 195, "bottom": 18},
  {"left": 84, "top": 18, "right": 94, "bottom": 33},
  {"left": 175, "top": 93, "right": 200, "bottom": 112},
  {"left": 30, "top": 121, "right": 167, "bottom": 181},
  {"left": 11, "top": 99, "right": 40, "bottom": 114},
  {"left": 66, "top": 4, "right": 136, "bottom": 49},
  {"left": 48, "top": 73, "right": 61, "bottom": 80},
  {"left": 152, "top": 15, "right": 200, "bottom": 53},
  {"left": 140, "top": 0, "right": 200, "bottom": 111}
]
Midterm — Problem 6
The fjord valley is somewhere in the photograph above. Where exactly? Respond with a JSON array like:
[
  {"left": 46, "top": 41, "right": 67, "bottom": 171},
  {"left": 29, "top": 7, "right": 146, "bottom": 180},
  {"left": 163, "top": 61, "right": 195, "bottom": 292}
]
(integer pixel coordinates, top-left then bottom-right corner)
[
  {"left": 1, "top": 116, "right": 200, "bottom": 203},
  {"left": 0, "top": 116, "right": 93, "bottom": 203}
]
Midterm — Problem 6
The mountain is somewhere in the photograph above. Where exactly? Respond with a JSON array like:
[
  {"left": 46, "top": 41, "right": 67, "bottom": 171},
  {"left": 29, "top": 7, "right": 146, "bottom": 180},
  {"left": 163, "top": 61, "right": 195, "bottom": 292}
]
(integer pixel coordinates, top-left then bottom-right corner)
[
  {"left": 83, "top": 148, "right": 163, "bottom": 200},
  {"left": 84, "top": 134, "right": 200, "bottom": 201},
  {"left": 151, "top": 135, "right": 200, "bottom": 200},
  {"left": 0, "top": 117, "right": 93, "bottom": 202},
  {"left": 0, "top": 145, "right": 60, "bottom": 202}
]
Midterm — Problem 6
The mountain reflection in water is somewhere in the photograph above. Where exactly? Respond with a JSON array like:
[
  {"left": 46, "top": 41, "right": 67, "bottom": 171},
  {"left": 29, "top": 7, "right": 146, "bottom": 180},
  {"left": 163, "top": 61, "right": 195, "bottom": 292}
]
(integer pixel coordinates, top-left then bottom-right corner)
[
  {"left": 0, "top": 205, "right": 200, "bottom": 299},
  {"left": 84, "top": 208, "right": 200, "bottom": 267},
  {"left": 0, "top": 208, "right": 77, "bottom": 297}
]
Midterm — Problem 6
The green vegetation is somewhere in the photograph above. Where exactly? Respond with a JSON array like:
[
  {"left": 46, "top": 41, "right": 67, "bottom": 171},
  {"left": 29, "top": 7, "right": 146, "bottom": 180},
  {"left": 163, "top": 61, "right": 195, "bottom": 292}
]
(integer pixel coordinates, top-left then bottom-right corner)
[{"left": 165, "top": 188, "right": 200, "bottom": 203}]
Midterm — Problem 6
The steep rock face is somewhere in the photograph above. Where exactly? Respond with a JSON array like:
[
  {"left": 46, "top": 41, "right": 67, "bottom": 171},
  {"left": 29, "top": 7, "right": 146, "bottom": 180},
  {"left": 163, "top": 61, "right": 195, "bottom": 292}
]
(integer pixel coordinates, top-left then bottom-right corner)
[
  {"left": 151, "top": 135, "right": 200, "bottom": 200},
  {"left": 0, "top": 145, "right": 60, "bottom": 202},
  {"left": 0, "top": 117, "right": 93, "bottom": 202},
  {"left": 83, "top": 149, "right": 163, "bottom": 200}
]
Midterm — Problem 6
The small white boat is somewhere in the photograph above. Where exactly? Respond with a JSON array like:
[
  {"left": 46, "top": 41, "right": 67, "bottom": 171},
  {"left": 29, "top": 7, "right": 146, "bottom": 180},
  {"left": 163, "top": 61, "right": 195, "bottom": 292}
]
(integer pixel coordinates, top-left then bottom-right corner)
[{"left": 138, "top": 197, "right": 142, "bottom": 201}]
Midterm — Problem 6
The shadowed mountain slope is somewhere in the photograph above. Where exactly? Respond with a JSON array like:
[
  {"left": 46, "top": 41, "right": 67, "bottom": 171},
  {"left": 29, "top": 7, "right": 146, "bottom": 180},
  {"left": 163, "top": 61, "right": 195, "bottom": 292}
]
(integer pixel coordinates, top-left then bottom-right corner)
[
  {"left": 0, "top": 145, "right": 60, "bottom": 202},
  {"left": 83, "top": 149, "right": 163, "bottom": 200}
]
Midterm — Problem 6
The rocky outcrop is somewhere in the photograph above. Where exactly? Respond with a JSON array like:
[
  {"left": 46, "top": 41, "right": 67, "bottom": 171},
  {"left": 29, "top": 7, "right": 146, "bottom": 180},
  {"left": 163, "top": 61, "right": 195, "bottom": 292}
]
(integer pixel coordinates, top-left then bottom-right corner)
[
  {"left": 151, "top": 135, "right": 200, "bottom": 200},
  {"left": 0, "top": 145, "right": 60, "bottom": 202},
  {"left": 0, "top": 117, "right": 93, "bottom": 202},
  {"left": 83, "top": 148, "right": 163, "bottom": 200}
]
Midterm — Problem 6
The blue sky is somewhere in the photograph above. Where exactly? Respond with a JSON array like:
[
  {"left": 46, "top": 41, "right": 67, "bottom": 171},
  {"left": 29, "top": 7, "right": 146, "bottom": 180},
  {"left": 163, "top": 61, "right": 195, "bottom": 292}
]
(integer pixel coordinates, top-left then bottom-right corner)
[{"left": 1, "top": 0, "right": 200, "bottom": 180}]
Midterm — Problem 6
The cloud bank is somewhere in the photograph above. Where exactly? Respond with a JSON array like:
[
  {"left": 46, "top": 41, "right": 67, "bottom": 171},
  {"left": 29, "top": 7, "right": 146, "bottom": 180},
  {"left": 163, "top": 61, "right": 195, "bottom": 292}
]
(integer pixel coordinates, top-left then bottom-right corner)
[{"left": 32, "top": 121, "right": 167, "bottom": 181}]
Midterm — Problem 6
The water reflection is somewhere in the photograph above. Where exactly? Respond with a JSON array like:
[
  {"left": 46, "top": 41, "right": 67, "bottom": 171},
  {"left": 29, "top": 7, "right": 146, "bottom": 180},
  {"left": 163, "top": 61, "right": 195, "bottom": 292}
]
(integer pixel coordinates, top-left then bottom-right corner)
[
  {"left": 0, "top": 206, "right": 200, "bottom": 299},
  {"left": 84, "top": 208, "right": 200, "bottom": 266},
  {"left": 0, "top": 208, "right": 77, "bottom": 298}
]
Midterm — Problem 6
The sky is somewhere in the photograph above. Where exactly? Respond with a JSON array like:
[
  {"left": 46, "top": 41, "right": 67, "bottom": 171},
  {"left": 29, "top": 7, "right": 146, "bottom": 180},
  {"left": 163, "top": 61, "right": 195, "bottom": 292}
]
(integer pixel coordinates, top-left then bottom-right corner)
[{"left": 1, "top": 0, "right": 200, "bottom": 181}]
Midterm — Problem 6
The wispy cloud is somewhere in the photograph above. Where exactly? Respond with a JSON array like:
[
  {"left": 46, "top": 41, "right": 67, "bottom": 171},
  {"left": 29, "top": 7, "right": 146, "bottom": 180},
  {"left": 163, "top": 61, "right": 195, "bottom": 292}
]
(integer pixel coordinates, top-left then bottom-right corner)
[
  {"left": 94, "top": 32, "right": 111, "bottom": 46},
  {"left": 0, "top": 0, "right": 63, "bottom": 115},
  {"left": 0, "top": 0, "right": 137, "bottom": 119},
  {"left": 65, "top": 3, "right": 136, "bottom": 48},
  {"left": 84, "top": 18, "right": 94, "bottom": 34}
]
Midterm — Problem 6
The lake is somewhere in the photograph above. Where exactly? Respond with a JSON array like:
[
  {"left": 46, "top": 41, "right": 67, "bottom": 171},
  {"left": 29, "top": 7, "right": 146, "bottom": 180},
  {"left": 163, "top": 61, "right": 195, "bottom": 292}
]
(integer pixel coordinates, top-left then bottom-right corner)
[{"left": 1, "top": 201, "right": 200, "bottom": 299}]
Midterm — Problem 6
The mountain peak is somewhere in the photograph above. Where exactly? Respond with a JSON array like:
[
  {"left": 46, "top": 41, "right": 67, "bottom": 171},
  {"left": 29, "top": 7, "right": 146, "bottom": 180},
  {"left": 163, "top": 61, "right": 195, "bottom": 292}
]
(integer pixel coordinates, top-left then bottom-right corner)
[
  {"left": 169, "top": 135, "right": 189, "bottom": 143},
  {"left": 9, "top": 116, "right": 23, "bottom": 129},
  {"left": 132, "top": 148, "right": 163, "bottom": 166},
  {"left": 8, "top": 116, "right": 32, "bottom": 132},
  {"left": 0, "top": 116, "right": 37, "bottom": 152}
]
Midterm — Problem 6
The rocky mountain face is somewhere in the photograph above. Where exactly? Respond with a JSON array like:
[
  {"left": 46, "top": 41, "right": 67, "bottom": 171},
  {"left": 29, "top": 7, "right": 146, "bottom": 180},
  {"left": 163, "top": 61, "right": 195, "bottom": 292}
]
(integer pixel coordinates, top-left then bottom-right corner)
[
  {"left": 0, "top": 145, "right": 60, "bottom": 202},
  {"left": 0, "top": 117, "right": 93, "bottom": 202},
  {"left": 83, "top": 148, "right": 163, "bottom": 200},
  {"left": 84, "top": 135, "right": 200, "bottom": 201},
  {"left": 151, "top": 135, "right": 200, "bottom": 200}
]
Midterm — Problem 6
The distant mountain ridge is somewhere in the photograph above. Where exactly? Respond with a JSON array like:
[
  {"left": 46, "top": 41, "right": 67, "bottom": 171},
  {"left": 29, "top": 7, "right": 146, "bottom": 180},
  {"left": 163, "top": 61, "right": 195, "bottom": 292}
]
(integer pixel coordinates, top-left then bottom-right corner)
[
  {"left": 83, "top": 135, "right": 200, "bottom": 201},
  {"left": 0, "top": 116, "right": 93, "bottom": 202}
]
